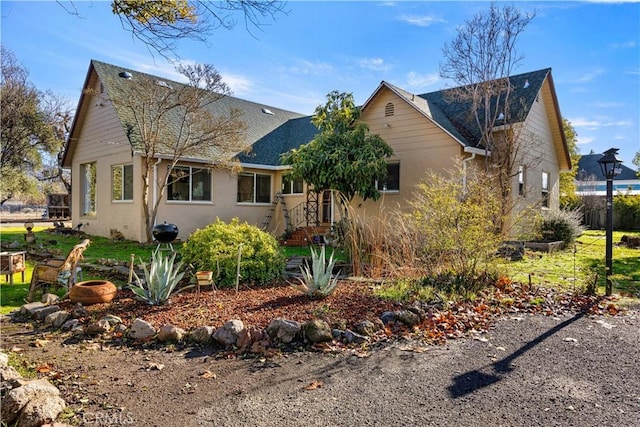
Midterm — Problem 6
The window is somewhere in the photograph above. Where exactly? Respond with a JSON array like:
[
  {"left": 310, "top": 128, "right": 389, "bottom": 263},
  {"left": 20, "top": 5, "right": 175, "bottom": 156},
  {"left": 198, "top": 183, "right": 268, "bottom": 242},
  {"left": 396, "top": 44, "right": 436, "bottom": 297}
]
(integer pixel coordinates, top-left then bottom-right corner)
[
  {"left": 541, "top": 171, "right": 550, "bottom": 208},
  {"left": 112, "top": 164, "right": 133, "bottom": 201},
  {"left": 237, "top": 172, "right": 271, "bottom": 203},
  {"left": 385, "top": 102, "right": 395, "bottom": 117},
  {"left": 80, "top": 162, "right": 96, "bottom": 216},
  {"left": 518, "top": 165, "right": 526, "bottom": 197},
  {"left": 377, "top": 163, "right": 400, "bottom": 192},
  {"left": 167, "top": 166, "right": 211, "bottom": 201},
  {"left": 282, "top": 174, "right": 303, "bottom": 195}
]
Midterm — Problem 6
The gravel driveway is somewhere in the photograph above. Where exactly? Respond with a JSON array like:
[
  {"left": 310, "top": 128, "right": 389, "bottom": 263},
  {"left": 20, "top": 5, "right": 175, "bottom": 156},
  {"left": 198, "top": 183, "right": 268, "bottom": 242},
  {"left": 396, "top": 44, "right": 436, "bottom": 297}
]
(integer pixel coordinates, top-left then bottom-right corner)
[{"left": 3, "top": 310, "right": 638, "bottom": 426}]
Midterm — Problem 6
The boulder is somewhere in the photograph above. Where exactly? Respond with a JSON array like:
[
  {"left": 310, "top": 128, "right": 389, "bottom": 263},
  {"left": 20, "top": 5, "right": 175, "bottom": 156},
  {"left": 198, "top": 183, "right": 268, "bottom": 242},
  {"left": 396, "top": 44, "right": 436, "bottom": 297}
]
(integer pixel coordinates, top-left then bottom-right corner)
[
  {"left": 301, "top": 319, "right": 333, "bottom": 344},
  {"left": 129, "top": 318, "right": 156, "bottom": 341},
  {"left": 212, "top": 320, "right": 244, "bottom": 347},
  {"left": 236, "top": 326, "right": 267, "bottom": 351},
  {"left": 380, "top": 311, "right": 396, "bottom": 325},
  {"left": 44, "top": 311, "right": 70, "bottom": 329},
  {"left": 16, "top": 394, "right": 66, "bottom": 427},
  {"left": 344, "top": 329, "right": 369, "bottom": 345},
  {"left": 31, "top": 305, "right": 61, "bottom": 321},
  {"left": 356, "top": 320, "right": 382, "bottom": 336},
  {"left": 20, "top": 302, "right": 45, "bottom": 316},
  {"left": 266, "top": 318, "right": 301, "bottom": 343},
  {"left": 190, "top": 326, "right": 214, "bottom": 344},
  {"left": 0, "top": 351, "right": 8, "bottom": 367},
  {"left": 395, "top": 310, "right": 421, "bottom": 328},
  {"left": 60, "top": 319, "right": 80, "bottom": 331},
  {"left": 85, "top": 319, "right": 111, "bottom": 336},
  {"left": 1, "top": 379, "right": 62, "bottom": 425},
  {"left": 41, "top": 293, "right": 61, "bottom": 305},
  {"left": 157, "top": 324, "right": 186, "bottom": 342}
]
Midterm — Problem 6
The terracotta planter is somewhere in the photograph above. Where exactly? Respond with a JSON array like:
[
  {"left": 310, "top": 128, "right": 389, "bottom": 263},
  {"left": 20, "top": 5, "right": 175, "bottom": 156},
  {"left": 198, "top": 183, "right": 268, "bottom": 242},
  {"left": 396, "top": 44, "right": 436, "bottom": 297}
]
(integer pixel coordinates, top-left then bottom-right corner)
[{"left": 69, "top": 280, "right": 117, "bottom": 305}]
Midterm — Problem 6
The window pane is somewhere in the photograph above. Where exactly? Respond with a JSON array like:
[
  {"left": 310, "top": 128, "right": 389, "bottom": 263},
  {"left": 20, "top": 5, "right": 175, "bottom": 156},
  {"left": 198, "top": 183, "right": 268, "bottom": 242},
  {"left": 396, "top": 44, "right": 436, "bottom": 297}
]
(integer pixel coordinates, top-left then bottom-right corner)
[
  {"left": 168, "top": 166, "right": 190, "bottom": 200},
  {"left": 282, "top": 174, "right": 292, "bottom": 195},
  {"left": 237, "top": 173, "right": 254, "bottom": 203},
  {"left": 542, "top": 171, "right": 549, "bottom": 191},
  {"left": 191, "top": 168, "right": 211, "bottom": 201},
  {"left": 292, "top": 177, "right": 304, "bottom": 194},
  {"left": 112, "top": 166, "right": 122, "bottom": 200},
  {"left": 378, "top": 163, "right": 400, "bottom": 191},
  {"left": 81, "top": 163, "right": 96, "bottom": 216},
  {"left": 256, "top": 174, "right": 271, "bottom": 203},
  {"left": 123, "top": 164, "right": 134, "bottom": 200}
]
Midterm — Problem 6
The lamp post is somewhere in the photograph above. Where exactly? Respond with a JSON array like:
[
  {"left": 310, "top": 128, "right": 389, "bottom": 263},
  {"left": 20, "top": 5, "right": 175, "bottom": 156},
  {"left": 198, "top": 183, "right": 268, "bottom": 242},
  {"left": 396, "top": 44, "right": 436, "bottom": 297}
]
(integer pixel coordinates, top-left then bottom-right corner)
[{"left": 597, "top": 148, "right": 623, "bottom": 296}]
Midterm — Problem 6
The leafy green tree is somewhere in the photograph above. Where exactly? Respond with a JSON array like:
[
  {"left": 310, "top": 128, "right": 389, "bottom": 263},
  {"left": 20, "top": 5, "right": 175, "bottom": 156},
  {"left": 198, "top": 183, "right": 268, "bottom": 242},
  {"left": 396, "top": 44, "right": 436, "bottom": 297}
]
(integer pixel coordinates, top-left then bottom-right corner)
[
  {"left": 281, "top": 91, "right": 393, "bottom": 202},
  {"left": 0, "top": 46, "right": 64, "bottom": 204},
  {"left": 559, "top": 118, "right": 581, "bottom": 209}
]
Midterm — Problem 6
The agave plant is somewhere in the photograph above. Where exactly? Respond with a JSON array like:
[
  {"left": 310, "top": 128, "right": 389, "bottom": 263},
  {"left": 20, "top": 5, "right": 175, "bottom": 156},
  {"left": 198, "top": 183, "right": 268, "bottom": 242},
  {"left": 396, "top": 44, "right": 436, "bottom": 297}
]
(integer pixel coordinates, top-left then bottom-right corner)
[
  {"left": 294, "top": 246, "right": 340, "bottom": 298},
  {"left": 130, "top": 252, "right": 189, "bottom": 305}
]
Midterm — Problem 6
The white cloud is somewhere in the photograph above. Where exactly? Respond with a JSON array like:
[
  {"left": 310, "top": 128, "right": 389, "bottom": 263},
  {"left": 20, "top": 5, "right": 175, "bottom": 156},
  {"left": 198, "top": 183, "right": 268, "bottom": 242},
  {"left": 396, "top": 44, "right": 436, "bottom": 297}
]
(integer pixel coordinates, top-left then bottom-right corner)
[
  {"left": 570, "top": 69, "right": 605, "bottom": 84},
  {"left": 577, "top": 136, "right": 594, "bottom": 145},
  {"left": 358, "top": 57, "right": 391, "bottom": 72},
  {"left": 591, "top": 101, "right": 626, "bottom": 108},
  {"left": 610, "top": 40, "right": 638, "bottom": 49},
  {"left": 281, "top": 60, "right": 334, "bottom": 76},
  {"left": 570, "top": 117, "right": 633, "bottom": 130},
  {"left": 220, "top": 72, "right": 253, "bottom": 95},
  {"left": 405, "top": 71, "right": 440, "bottom": 89},
  {"left": 397, "top": 14, "right": 446, "bottom": 27}
]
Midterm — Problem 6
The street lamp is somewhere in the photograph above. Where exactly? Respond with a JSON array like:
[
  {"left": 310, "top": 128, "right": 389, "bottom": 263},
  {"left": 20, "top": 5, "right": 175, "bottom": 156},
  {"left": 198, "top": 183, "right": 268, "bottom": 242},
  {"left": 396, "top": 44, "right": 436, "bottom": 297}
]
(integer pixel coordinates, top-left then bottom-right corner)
[{"left": 597, "top": 147, "right": 623, "bottom": 296}]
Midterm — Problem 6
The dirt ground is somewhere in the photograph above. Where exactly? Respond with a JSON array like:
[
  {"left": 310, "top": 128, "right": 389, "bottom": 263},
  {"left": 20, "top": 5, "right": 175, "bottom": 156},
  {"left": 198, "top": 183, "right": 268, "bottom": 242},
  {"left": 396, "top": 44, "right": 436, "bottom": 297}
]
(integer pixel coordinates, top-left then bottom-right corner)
[{"left": 2, "top": 308, "right": 639, "bottom": 427}]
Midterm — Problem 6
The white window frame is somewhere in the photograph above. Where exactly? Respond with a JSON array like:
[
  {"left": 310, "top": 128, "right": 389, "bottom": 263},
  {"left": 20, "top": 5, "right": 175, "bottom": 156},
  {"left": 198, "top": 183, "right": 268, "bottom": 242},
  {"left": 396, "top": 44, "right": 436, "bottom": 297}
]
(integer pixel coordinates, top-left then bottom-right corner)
[
  {"left": 80, "top": 162, "right": 96, "bottom": 217},
  {"left": 112, "top": 164, "right": 134, "bottom": 202},
  {"left": 518, "top": 165, "right": 526, "bottom": 197},
  {"left": 237, "top": 172, "right": 272, "bottom": 204},
  {"left": 167, "top": 165, "right": 212, "bottom": 203},
  {"left": 541, "top": 171, "right": 550, "bottom": 208},
  {"left": 282, "top": 174, "right": 304, "bottom": 195}
]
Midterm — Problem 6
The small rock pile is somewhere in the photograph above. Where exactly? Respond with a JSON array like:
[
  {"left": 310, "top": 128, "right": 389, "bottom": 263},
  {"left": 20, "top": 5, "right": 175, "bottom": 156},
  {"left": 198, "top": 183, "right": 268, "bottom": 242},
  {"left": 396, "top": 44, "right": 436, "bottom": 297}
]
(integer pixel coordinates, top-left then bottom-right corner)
[
  {"left": 12, "top": 294, "right": 426, "bottom": 353},
  {"left": 0, "top": 352, "right": 67, "bottom": 427}
]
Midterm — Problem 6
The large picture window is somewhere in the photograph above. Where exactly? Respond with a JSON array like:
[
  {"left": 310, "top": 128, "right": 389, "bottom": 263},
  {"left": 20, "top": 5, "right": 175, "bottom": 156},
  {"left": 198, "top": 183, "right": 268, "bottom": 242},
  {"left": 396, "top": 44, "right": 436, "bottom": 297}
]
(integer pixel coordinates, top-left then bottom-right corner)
[
  {"left": 282, "top": 174, "right": 304, "bottom": 195},
  {"left": 112, "top": 164, "right": 133, "bottom": 201},
  {"left": 376, "top": 162, "right": 400, "bottom": 192},
  {"left": 237, "top": 172, "right": 271, "bottom": 203},
  {"left": 168, "top": 166, "right": 211, "bottom": 202},
  {"left": 80, "top": 162, "right": 96, "bottom": 216}
]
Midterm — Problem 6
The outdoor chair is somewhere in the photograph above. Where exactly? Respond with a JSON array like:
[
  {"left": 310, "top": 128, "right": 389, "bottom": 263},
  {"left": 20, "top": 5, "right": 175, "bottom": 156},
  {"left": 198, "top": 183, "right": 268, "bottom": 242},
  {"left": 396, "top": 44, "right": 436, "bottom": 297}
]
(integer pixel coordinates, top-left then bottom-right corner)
[{"left": 27, "top": 239, "right": 90, "bottom": 302}]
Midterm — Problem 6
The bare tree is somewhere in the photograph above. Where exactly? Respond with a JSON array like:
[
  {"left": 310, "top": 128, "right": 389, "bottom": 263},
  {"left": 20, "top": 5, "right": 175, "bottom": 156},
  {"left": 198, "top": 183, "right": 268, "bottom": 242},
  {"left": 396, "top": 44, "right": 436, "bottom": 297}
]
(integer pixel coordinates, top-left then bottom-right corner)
[
  {"left": 440, "top": 2, "right": 536, "bottom": 233},
  {"left": 90, "top": 63, "right": 248, "bottom": 242},
  {"left": 60, "top": 1, "right": 287, "bottom": 59}
]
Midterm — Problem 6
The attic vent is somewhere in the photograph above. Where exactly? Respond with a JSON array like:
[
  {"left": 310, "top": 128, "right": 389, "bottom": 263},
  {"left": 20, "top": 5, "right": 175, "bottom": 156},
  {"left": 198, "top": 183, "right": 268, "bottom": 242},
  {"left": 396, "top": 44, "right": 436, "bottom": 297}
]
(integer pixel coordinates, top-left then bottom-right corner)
[
  {"left": 385, "top": 102, "right": 395, "bottom": 117},
  {"left": 99, "top": 83, "right": 104, "bottom": 94},
  {"left": 118, "top": 71, "right": 133, "bottom": 79},
  {"left": 262, "top": 108, "right": 274, "bottom": 115},
  {"left": 497, "top": 112, "right": 505, "bottom": 121},
  {"left": 155, "top": 80, "right": 173, "bottom": 89},
  {"left": 523, "top": 79, "right": 530, "bottom": 89}
]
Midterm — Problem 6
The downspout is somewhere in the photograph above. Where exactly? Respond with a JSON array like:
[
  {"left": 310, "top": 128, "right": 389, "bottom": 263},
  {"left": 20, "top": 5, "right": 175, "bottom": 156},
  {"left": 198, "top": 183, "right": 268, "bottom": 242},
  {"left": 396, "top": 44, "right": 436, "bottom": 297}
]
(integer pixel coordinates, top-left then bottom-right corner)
[{"left": 462, "top": 152, "right": 476, "bottom": 193}]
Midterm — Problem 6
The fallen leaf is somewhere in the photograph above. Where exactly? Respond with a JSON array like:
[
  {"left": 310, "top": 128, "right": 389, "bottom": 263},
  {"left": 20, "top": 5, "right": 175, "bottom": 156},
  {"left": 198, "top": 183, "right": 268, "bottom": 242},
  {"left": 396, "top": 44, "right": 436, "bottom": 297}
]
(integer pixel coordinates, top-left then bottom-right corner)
[
  {"left": 36, "top": 364, "right": 51, "bottom": 373},
  {"left": 31, "top": 339, "right": 50, "bottom": 348},
  {"left": 200, "top": 370, "right": 217, "bottom": 379},
  {"left": 304, "top": 380, "right": 324, "bottom": 390}
]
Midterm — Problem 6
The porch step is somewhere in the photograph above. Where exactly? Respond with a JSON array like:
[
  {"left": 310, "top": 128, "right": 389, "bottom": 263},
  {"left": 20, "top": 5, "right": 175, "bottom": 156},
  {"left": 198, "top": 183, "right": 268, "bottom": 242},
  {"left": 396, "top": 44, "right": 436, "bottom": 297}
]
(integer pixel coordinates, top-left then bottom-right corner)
[{"left": 281, "top": 226, "right": 329, "bottom": 247}]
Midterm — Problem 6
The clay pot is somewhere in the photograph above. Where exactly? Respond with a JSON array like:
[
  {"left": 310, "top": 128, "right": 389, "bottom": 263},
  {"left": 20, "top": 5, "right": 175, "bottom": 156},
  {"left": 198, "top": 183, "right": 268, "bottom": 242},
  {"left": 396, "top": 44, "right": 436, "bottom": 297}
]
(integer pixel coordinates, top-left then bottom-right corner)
[
  {"left": 69, "top": 280, "right": 117, "bottom": 305},
  {"left": 195, "top": 271, "right": 213, "bottom": 287}
]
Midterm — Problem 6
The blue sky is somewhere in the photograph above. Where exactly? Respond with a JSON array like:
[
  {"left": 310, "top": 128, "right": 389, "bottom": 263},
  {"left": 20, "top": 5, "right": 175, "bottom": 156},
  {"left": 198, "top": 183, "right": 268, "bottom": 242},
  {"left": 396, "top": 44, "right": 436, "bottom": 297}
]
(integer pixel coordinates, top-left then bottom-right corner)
[{"left": 2, "top": 1, "right": 639, "bottom": 166}]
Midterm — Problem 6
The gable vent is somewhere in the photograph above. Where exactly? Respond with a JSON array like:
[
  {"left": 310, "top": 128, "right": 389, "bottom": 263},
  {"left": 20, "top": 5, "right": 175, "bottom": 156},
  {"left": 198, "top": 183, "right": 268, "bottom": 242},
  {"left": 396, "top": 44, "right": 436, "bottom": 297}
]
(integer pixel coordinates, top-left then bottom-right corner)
[{"left": 385, "top": 102, "right": 395, "bottom": 117}]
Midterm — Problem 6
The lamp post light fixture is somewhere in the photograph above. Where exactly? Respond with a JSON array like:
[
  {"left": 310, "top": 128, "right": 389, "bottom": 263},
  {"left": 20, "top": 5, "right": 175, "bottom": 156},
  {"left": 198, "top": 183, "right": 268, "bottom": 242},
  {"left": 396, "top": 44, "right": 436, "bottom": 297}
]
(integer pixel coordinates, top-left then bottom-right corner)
[{"left": 597, "top": 147, "right": 623, "bottom": 296}]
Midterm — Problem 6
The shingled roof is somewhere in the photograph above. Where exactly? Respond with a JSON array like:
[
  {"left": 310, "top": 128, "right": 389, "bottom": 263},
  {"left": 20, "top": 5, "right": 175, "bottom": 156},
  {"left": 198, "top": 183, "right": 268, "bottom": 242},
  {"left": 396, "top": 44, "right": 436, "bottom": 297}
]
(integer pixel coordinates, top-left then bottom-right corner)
[
  {"left": 577, "top": 153, "right": 639, "bottom": 181},
  {"left": 419, "top": 68, "right": 553, "bottom": 148},
  {"left": 66, "top": 60, "right": 315, "bottom": 166}
]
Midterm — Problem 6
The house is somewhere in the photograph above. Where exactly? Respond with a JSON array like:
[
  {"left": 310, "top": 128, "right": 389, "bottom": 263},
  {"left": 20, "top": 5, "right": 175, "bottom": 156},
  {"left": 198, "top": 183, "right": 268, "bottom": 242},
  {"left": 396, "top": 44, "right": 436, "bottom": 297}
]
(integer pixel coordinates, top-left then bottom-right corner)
[
  {"left": 63, "top": 61, "right": 570, "bottom": 243},
  {"left": 576, "top": 153, "right": 640, "bottom": 196}
]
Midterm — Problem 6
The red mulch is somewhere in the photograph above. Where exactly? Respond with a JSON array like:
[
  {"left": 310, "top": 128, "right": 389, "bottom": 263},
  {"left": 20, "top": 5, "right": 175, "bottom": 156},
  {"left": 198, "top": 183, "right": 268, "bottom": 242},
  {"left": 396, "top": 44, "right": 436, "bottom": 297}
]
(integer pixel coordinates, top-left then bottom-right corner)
[{"left": 59, "top": 280, "right": 402, "bottom": 331}]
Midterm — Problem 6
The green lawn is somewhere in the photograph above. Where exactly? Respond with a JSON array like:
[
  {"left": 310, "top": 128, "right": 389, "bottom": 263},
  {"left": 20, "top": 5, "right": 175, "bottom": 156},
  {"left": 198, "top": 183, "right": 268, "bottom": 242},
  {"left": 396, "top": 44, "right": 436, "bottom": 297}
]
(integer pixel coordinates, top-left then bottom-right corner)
[{"left": 500, "top": 230, "right": 640, "bottom": 296}]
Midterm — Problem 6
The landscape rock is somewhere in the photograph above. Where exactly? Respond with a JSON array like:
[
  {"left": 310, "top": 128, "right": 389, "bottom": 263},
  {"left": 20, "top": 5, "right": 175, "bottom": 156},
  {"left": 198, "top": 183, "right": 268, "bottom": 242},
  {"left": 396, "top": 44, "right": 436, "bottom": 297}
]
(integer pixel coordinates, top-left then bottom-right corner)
[
  {"left": 85, "top": 319, "right": 111, "bottom": 336},
  {"left": 60, "top": 319, "right": 80, "bottom": 331},
  {"left": 20, "top": 302, "right": 45, "bottom": 317},
  {"left": 236, "top": 326, "right": 267, "bottom": 351},
  {"left": 1, "top": 378, "right": 62, "bottom": 425},
  {"left": 356, "top": 320, "right": 382, "bottom": 336},
  {"left": 44, "top": 311, "right": 70, "bottom": 329},
  {"left": 395, "top": 310, "right": 421, "bottom": 327},
  {"left": 100, "top": 314, "right": 123, "bottom": 326},
  {"left": 213, "top": 320, "right": 244, "bottom": 347},
  {"left": 302, "top": 319, "right": 333, "bottom": 343},
  {"left": 16, "top": 394, "right": 66, "bottom": 427},
  {"left": 0, "top": 351, "right": 8, "bottom": 367},
  {"left": 380, "top": 311, "right": 396, "bottom": 325},
  {"left": 157, "top": 324, "right": 186, "bottom": 342},
  {"left": 190, "top": 326, "right": 214, "bottom": 344},
  {"left": 344, "top": 329, "right": 369, "bottom": 344},
  {"left": 71, "top": 303, "right": 88, "bottom": 318},
  {"left": 31, "top": 305, "right": 61, "bottom": 321},
  {"left": 41, "top": 293, "right": 61, "bottom": 305},
  {"left": 129, "top": 318, "right": 156, "bottom": 341},
  {"left": 266, "top": 318, "right": 301, "bottom": 343}
]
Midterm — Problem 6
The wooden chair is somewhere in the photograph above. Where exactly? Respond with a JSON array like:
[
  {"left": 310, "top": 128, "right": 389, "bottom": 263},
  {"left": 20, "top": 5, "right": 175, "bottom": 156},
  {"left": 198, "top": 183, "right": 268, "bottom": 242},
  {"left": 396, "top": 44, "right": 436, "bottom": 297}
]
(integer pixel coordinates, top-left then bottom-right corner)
[{"left": 27, "top": 239, "right": 90, "bottom": 302}]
